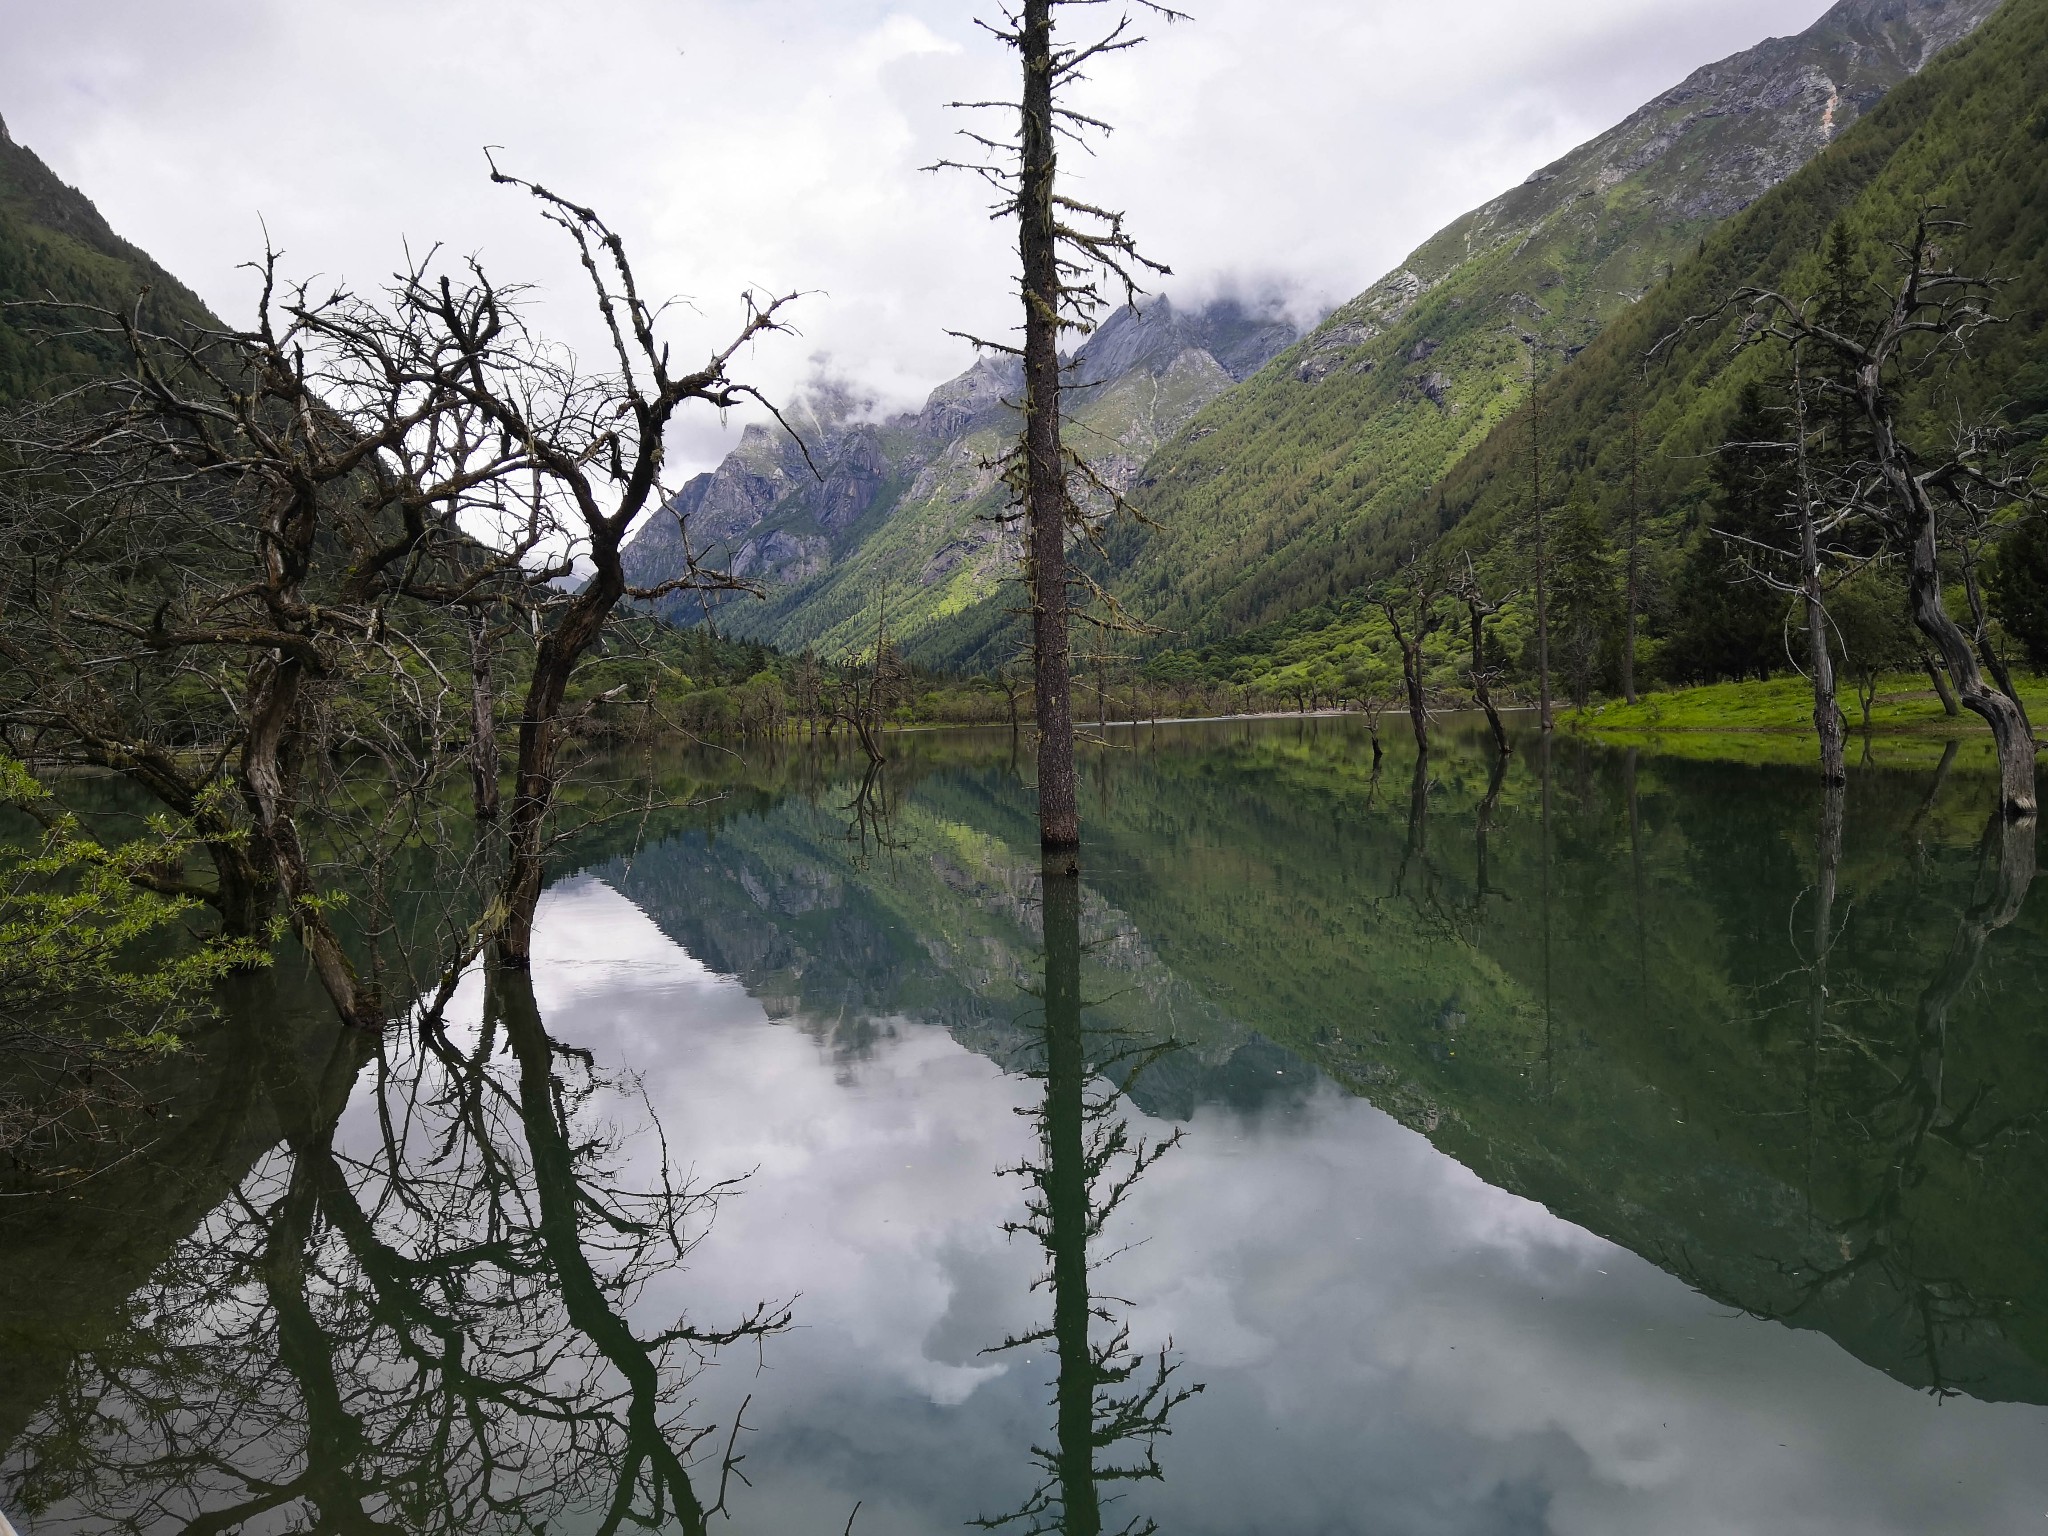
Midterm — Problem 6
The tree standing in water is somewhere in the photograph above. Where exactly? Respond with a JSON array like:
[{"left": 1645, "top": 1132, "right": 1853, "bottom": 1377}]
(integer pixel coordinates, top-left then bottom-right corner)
[{"left": 938, "top": 0, "right": 1181, "bottom": 872}]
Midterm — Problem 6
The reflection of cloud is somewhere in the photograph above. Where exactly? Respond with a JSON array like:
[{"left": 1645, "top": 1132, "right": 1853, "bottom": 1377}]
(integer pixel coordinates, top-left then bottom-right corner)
[{"left": 473, "top": 877, "right": 2048, "bottom": 1536}]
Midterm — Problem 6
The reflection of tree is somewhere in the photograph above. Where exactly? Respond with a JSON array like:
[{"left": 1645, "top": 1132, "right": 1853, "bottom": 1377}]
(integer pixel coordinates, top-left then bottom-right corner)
[
  {"left": 1693, "top": 810, "right": 2040, "bottom": 1397},
  {"left": 978, "top": 873, "right": 1200, "bottom": 1536},
  {"left": 7, "top": 971, "right": 787, "bottom": 1534}
]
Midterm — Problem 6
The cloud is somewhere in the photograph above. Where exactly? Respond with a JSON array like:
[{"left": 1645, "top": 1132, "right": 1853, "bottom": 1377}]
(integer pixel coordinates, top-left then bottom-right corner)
[{"left": 0, "top": 0, "right": 1839, "bottom": 477}]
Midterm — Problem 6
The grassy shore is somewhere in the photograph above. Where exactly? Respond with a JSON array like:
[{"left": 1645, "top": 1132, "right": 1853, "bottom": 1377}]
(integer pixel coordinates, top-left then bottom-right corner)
[{"left": 1560, "top": 674, "right": 2048, "bottom": 771}]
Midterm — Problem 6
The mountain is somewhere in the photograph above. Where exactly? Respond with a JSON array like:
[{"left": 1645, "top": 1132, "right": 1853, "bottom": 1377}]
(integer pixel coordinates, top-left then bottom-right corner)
[
  {"left": 913, "top": 0, "right": 2005, "bottom": 671},
  {"left": 1205, "top": 0, "right": 2048, "bottom": 696},
  {"left": 621, "top": 295, "right": 1301, "bottom": 658},
  {"left": 0, "top": 112, "right": 219, "bottom": 401}
]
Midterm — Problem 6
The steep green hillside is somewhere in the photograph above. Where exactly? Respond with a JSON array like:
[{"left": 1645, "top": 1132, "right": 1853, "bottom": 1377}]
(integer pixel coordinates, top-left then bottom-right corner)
[
  {"left": 1227, "top": 0, "right": 2048, "bottom": 690},
  {"left": 1142, "top": 0, "right": 2048, "bottom": 691},
  {"left": 1100, "top": 0, "right": 2005, "bottom": 653},
  {"left": 0, "top": 113, "right": 219, "bottom": 401}
]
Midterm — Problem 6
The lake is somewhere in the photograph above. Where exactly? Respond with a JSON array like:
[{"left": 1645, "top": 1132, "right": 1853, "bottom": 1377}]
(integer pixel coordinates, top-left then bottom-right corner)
[{"left": 4, "top": 717, "right": 2045, "bottom": 1535}]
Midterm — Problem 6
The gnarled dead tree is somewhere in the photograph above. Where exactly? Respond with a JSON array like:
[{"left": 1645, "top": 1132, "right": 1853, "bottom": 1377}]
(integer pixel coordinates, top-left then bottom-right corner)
[
  {"left": 1374, "top": 553, "right": 1450, "bottom": 754},
  {"left": 2, "top": 172, "right": 801, "bottom": 1016},
  {"left": 1721, "top": 215, "right": 2044, "bottom": 816},
  {"left": 1453, "top": 554, "right": 1514, "bottom": 758}
]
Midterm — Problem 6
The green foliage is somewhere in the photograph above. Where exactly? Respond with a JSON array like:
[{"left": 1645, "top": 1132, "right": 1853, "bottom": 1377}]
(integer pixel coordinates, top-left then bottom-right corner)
[
  {"left": 1989, "top": 516, "right": 2048, "bottom": 672},
  {"left": 1153, "top": 0, "right": 2048, "bottom": 705},
  {"left": 1, "top": 756, "right": 268, "bottom": 1049},
  {"left": 1549, "top": 485, "right": 1621, "bottom": 706}
]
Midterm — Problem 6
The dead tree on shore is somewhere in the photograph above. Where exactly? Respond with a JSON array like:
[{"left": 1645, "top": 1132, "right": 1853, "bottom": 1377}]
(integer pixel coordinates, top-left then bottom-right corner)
[
  {"left": 1720, "top": 215, "right": 2043, "bottom": 817},
  {"left": 1453, "top": 555, "right": 1514, "bottom": 758},
  {"left": 934, "top": 0, "right": 1183, "bottom": 872},
  {"left": 1375, "top": 554, "right": 1451, "bottom": 754}
]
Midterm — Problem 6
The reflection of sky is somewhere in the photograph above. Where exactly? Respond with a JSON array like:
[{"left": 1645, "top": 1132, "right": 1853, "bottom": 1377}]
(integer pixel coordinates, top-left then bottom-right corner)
[{"left": 508, "top": 875, "right": 2048, "bottom": 1536}]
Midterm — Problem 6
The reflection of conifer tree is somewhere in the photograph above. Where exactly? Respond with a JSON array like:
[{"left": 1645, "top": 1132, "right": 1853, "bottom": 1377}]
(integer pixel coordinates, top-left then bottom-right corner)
[{"left": 979, "top": 873, "right": 1200, "bottom": 1536}]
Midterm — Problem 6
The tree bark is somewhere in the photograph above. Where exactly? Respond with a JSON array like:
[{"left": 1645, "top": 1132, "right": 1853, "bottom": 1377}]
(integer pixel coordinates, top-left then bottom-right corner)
[
  {"left": 467, "top": 606, "right": 501, "bottom": 824},
  {"left": 1921, "top": 649, "right": 1961, "bottom": 717},
  {"left": 1793, "top": 364, "right": 1847, "bottom": 786},
  {"left": 1019, "top": 0, "right": 1080, "bottom": 871},
  {"left": 499, "top": 569, "right": 621, "bottom": 966}
]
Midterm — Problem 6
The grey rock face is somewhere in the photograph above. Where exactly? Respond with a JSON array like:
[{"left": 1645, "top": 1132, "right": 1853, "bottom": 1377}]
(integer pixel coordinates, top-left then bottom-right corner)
[{"left": 622, "top": 294, "right": 1302, "bottom": 640}]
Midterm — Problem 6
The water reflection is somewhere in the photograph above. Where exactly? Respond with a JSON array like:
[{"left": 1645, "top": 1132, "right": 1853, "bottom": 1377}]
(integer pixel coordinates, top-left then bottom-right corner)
[
  {"left": 6, "top": 967, "right": 784, "bottom": 1535},
  {"left": 5, "top": 719, "right": 2048, "bottom": 1534},
  {"left": 975, "top": 873, "right": 1198, "bottom": 1535}
]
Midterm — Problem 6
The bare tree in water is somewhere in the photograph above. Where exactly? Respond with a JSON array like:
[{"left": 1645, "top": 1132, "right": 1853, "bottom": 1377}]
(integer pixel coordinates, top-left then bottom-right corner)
[
  {"left": 1374, "top": 553, "right": 1451, "bottom": 754},
  {"left": 934, "top": 0, "right": 1183, "bottom": 872},
  {"left": 1453, "top": 554, "right": 1514, "bottom": 758}
]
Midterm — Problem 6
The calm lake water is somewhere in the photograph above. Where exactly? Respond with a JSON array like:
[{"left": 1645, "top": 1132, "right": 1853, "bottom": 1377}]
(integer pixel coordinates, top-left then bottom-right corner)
[{"left": 4, "top": 718, "right": 2046, "bottom": 1535}]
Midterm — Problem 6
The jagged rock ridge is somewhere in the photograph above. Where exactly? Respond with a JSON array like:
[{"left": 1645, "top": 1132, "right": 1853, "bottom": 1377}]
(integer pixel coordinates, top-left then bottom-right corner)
[{"left": 621, "top": 295, "right": 1303, "bottom": 654}]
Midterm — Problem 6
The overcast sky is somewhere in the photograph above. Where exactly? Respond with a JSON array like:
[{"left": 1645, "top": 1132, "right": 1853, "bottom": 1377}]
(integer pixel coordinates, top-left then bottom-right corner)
[{"left": 0, "top": 0, "right": 1841, "bottom": 473}]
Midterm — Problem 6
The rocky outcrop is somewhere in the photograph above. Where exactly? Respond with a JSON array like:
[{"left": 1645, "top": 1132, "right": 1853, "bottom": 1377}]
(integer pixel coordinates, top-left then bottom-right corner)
[{"left": 621, "top": 294, "right": 1302, "bottom": 653}]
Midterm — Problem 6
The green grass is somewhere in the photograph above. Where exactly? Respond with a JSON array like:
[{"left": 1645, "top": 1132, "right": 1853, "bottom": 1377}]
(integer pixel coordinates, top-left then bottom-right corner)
[{"left": 1562, "top": 672, "right": 2048, "bottom": 769}]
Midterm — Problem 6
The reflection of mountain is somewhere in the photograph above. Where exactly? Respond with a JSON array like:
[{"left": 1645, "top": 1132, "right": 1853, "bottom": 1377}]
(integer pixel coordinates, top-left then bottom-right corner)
[
  {"left": 586, "top": 764, "right": 1315, "bottom": 1122},
  {"left": 578, "top": 726, "right": 2048, "bottom": 1404}
]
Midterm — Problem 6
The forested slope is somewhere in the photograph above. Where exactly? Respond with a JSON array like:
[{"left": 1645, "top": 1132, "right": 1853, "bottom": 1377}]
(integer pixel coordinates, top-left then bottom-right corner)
[
  {"left": 0, "top": 112, "right": 219, "bottom": 401},
  {"left": 1143, "top": 0, "right": 2048, "bottom": 689},
  {"left": 1088, "top": 0, "right": 2003, "bottom": 651}
]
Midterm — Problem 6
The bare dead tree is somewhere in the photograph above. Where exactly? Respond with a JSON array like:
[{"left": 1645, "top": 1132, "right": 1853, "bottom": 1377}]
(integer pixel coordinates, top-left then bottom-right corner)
[
  {"left": 1453, "top": 554, "right": 1513, "bottom": 758},
  {"left": 933, "top": 0, "right": 1184, "bottom": 873},
  {"left": 475, "top": 165, "right": 799, "bottom": 965},
  {"left": 1, "top": 175, "right": 801, "bottom": 1009},
  {"left": 1374, "top": 553, "right": 1451, "bottom": 754},
  {"left": 1718, "top": 214, "right": 2043, "bottom": 816}
]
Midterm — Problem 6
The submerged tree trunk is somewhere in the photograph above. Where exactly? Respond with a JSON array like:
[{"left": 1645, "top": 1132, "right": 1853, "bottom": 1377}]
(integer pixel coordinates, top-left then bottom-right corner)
[
  {"left": 1896, "top": 480, "right": 2036, "bottom": 817},
  {"left": 1468, "top": 606, "right": 1509, "bottom": 758},
  {"left": 1039, "top": 870, "right": 1100, "bottom": 1535}
]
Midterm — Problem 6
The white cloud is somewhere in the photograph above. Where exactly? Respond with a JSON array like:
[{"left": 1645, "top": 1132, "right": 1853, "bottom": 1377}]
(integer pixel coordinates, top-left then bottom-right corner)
[{"left": 0, "top": 0, "right": 1839, "bottom": 477}]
